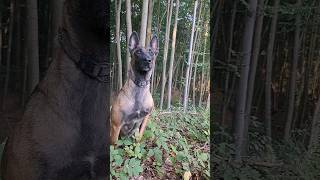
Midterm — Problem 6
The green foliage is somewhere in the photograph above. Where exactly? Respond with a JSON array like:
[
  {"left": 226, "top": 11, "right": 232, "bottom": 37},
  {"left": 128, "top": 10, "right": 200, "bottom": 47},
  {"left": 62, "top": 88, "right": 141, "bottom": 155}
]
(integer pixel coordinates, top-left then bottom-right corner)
[
  {"left": 213, "top": 122, "right": 320, "bottom": 179},
  {"left": 110, "top": 108, "right": 209, "bottom": 179},
  {"left": 0, "top": 141, "right": 5, "bottom": 180}
]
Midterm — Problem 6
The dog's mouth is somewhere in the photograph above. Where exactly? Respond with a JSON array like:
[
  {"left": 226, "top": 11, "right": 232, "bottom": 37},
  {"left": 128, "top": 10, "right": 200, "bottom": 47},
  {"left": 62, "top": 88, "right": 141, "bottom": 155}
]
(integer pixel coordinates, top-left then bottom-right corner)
[{"left": 140, "top": 62, "right": 152, "bottom": 72}]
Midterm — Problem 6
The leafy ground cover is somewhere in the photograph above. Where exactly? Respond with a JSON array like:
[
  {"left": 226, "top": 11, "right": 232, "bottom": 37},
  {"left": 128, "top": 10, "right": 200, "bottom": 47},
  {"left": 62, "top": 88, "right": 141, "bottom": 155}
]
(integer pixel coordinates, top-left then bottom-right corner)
[
  {"left": 0, "top": 141, "right": 5, "bottom": 180},
  {"left": 110, "top": 107, "right": 210, "bottom": 179},
  {"left": 213, "top": 122, "right": 320, "bottom": 180}
]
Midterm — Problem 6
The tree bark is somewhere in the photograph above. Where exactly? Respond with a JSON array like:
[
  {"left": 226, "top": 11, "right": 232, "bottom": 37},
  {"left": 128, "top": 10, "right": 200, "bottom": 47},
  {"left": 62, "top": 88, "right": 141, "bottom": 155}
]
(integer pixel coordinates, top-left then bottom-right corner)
[
  {"left": 45, "top": 0, "right": 63, "bottom": 70},
  {"left": 167, "top": 0, "right": 179, "bottom": 110},
  {"left": 126, "top": 0, "right": 132, "bottom": 80},
  {"left": 183, "top": 0, "right": 198, "bottom": 112},
  {"left": 192, "top": 48, "right": 200, "bottom": 107},
  {"left": 308, "top": 96, "right": 320, "bottom": 153},
  {"left": 243, "top": 0, "right": 265, "bottom": 153},
  {"left": 2, "top": 0, "right": 16, "bottom": 110},
  {"left": 212, "top": 0, "right": 221, "bottom": 63},
  {"left": 151, "top": 0, "right": 163, "bottom": 94},
  {"left": 14, "top": 0, "right": 22, "bottom": 77},
  {"left": 160, "top": 0, "right": 173, "bottom": 110},
  {"left": 0, "top": 8, "right": 2, "bottom": 73},
  {"left": 234, "top": 0, "right": 258, "bottom": 161},
  {"left": 146, "top": 0, "right": 154, "bottom": 45},
  {"left": 222, "top": 0, "right": 238, "bottom": 122},
  {"left": 205, "top": 68, "right": 210, "bottom": 111},
  {"left": 140, "top": 0, "right": 149, "bottom": 46},
  {"left": 187, "top": 2, "right": 202, "bottom": 102},
  {"left": 199, "top": 24, "right": 208, "bottom": 107},
  {"left": 300, "top": 21, "right": 317, "bottom": 128},
  {"left": 284, "top": 0, "right": 302, "bottom": 141},
  {"left": 265, "top": 0, "right": 279, "bottom": 139},
  {"left": 115, "top": 0, "right": 123, "bottom": 89},
  {"left": 25, "top": 0, "right": 40, "bottom": 96}
]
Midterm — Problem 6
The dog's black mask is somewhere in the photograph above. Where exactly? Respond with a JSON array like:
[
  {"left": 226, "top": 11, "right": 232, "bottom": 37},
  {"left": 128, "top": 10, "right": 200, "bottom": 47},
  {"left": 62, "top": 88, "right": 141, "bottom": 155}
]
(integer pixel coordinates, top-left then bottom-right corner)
[{"left": 129, "top": 32, "right": 158, "bottom": 73}]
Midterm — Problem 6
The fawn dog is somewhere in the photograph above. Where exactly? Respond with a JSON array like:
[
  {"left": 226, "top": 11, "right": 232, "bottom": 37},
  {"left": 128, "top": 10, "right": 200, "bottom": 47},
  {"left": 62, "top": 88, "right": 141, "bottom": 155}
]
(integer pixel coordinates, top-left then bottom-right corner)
[
  {"left": 110, "top": 32, "right": 158, "bottom": 145},
  {"left": 1, "top": 0, "right": 109, "bottom": 179}
]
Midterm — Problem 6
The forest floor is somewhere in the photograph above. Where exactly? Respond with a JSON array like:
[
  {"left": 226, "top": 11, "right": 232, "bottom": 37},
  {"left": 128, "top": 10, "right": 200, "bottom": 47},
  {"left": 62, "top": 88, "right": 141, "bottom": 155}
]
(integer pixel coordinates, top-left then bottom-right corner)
[
  {"left": 110, "top": 108, "right": 210, "bottom": 180},
  {"left": 213, "top": 120, "right": 320, "bottom": 179}
]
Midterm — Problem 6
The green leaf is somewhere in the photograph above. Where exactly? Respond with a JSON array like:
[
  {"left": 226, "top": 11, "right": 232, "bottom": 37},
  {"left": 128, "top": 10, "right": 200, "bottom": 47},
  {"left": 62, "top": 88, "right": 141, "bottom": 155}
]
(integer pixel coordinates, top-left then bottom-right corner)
[
  {"left": 114, "top": 154, "right": 123, "bottom": 166},
  {"left": 147, "top": 149, "right": 155, "bottom": 157}
]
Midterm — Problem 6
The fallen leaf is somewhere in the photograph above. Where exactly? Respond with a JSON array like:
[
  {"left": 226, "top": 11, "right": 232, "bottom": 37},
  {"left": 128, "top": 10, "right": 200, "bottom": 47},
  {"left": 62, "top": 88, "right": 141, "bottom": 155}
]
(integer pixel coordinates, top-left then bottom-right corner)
[{"left": 183, "top": 171, "right": 192, "bottom": 180}]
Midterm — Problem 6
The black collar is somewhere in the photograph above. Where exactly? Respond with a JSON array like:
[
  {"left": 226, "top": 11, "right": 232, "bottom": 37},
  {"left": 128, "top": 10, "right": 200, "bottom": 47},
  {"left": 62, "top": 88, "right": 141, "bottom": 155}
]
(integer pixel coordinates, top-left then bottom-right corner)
[
  {"left": 132, "top": 78, "right": 150, "bottom": 87},
  {"left": 129, "top": 70, "right": 150, "bottom": 88},
  {"left": 58, "top": 28, "right": 110, "bottom": 83}
]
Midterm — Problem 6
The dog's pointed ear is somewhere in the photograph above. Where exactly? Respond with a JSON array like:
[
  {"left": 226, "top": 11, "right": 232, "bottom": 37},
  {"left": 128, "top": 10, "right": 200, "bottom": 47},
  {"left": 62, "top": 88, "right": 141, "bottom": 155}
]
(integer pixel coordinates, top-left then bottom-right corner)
[
  {"left": 150, "top": 35, "right": 159, "bottom": 55},
  {"left": 129, "top": 32, "right": 139, "bottom": 52}
]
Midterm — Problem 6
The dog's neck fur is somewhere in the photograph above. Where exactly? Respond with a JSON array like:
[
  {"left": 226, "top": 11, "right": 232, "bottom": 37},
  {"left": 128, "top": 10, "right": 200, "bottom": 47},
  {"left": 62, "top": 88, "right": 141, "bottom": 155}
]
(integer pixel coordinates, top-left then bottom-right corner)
[
  {"left": 128, "top": 64, "right": 152, "bottom": 88},
  {"left": 37, "top": 0, "right": 108, "bottom": 118}
]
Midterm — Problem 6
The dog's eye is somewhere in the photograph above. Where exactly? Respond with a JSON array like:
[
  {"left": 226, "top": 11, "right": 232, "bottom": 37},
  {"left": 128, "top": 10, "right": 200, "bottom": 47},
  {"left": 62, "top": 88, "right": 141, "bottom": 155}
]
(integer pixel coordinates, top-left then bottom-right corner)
[{"left": 148, "top": 49, "right": 154, "bottom": 55}]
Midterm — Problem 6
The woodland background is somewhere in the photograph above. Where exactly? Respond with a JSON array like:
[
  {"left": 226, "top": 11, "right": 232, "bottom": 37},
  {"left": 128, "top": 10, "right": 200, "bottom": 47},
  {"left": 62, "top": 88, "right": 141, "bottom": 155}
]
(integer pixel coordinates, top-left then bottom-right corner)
[
  {"left": 0, "top": 0, "right": 210, "bottom": 179},
  {"left": 110, "top": 0, "right": 210, "bottom": 179},
  {"left": 213, "top": 0, "right": 320, "bottom": 179},
  {"left": 110, "top": 0, "right": 210, "bottom": 111}
]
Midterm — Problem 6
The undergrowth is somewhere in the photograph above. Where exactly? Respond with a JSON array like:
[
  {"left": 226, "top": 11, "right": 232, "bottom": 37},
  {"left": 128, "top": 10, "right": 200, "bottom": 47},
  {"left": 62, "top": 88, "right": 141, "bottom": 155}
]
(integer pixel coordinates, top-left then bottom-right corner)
[
  {"left": 0, "top": 141, "right": 4, "bottom": 180},
  {"left": 110, "top": 107, "right": 210, "bottom": 179},
  {"left": 213, "top": 121, "right": 320, "bottom": 180}
]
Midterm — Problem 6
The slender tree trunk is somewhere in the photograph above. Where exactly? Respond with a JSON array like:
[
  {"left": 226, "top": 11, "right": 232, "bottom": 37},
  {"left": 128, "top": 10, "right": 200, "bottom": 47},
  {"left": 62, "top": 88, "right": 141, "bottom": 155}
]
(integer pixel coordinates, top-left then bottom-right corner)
[
  {"left": 115, "top": 0, "right": 122, "bottom": 89},
  {"left": 179, "top": 56, "right": 185, "bottom": 98},
  {"left": 199, "top": 26, "right": 208, "bottom": 107},
  {"left": 140, "top": 0, "right": 149, "bottom": 46},
  {"left": 167, "top": 0, "right": 179, "bottom": 110},
  {"left": 26, "top": 0, "right": 40, "bottom": 96},
  {"left": 151, "top": 0, "right": 162, "bottom": 94},
  {"left": 172, "top": 54, "right": 181, "bottom": 88},
  {"left": 284, "top": 0, "right": 302, "bottom": 141},
  {"left": 192, "top": 49, "right": 200, "bottom": 107},
  {"left": 21, "top": 0, "right": 28, "bottom": 106},
  {"left": 212, "top": 0, "right": 221, "bottom": 63},
  {"left": 0, "top": 9, "right": 2, "bottom": 73},
  {"left": 45, "top": 0, "right": 63, "bottom": 71},
  {"left": 146, "top": 0, "right": 154, "bottom": 44},
  {"left": 206, "top": 93, "right": 210, "bottom": 110},
  {"left": 205, "top": 68, "right": 210, "bottom": 111},
  {"left": 300, "top": 23, "right": 317, "bottom": 128},
  {"left": 308, "top": 96, "right": 320, "bottom": 153},
  {"left": 183, "top": 0, "right": 198, "bottom": 112},
  {"left": 14, "top": 0, "right": 22, "bottom": 79},
  {"left": 126, "top": 0, "right": 132, "bottom": 80},
  {"left": 160, "top": 0, "right": 173, "bottom": 110},
  {"left": 187, "top": 3, "right": 202, "bottom": 99},
  {"left": 2, "top": 1, "right": 16, "bottom": 110},
  {"left": 243, "top": 0, "right": 265, "bottom": 153},
  {"left": 222, "top": 0, "right": 237, "bottom": 121},
  {"left": 265, "top": 0, "right": 279, "bottom": 139},
  {"left": 234, "top": 0, "right": 258, "bottom": 161},
  {"left": 146, "top": 0, "right": 154, "bottom": 90}
]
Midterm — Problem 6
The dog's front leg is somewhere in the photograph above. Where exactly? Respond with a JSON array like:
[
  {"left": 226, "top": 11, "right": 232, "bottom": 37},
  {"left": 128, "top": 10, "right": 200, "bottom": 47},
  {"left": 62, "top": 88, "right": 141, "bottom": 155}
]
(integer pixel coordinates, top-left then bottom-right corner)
[
  {"left": 110, "top": 110, "right": 121, "bottom": 145},
  {"left": 139, "top": 114, "right": 150, "bottom": 138}
]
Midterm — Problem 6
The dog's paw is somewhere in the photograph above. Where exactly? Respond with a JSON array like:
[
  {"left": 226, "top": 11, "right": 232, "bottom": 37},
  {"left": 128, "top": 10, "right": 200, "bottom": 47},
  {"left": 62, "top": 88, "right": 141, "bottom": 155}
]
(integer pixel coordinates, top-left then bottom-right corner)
[{"left": 134, "top": 131, "right": 143, "bottom": 142}]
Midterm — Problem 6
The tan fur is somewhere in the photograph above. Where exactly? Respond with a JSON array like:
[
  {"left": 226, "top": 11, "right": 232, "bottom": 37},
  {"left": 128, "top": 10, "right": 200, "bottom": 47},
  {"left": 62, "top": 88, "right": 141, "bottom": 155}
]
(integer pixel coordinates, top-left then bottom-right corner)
[{"left": 110, "top": 79, "right": 154, "bottom": 145}]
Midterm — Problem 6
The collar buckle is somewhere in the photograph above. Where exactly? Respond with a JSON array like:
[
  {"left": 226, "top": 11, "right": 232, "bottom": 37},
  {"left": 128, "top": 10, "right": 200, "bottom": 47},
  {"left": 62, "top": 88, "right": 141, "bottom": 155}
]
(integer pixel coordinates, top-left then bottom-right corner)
[{"left": 79, "top": 55, "right": 110, "bottom": 83}]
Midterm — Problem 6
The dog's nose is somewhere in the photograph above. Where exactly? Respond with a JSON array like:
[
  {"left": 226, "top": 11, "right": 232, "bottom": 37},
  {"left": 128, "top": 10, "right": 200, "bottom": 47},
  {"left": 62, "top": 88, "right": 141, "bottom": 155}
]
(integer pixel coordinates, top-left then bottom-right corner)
[{"left": 145, "top": 57, "right": 152, "bottom": 63}]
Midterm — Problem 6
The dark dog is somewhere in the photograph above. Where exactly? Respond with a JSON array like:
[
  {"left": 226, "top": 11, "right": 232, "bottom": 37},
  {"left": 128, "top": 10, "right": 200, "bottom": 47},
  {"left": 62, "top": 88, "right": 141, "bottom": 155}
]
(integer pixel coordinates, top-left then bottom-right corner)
[
  {"left": 1, "top": 1, "right": 109, "bottom": 179},
  {"left": 110, "top": 32, "right": 158, "bottom": 145}
]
